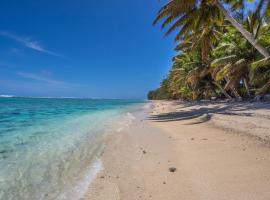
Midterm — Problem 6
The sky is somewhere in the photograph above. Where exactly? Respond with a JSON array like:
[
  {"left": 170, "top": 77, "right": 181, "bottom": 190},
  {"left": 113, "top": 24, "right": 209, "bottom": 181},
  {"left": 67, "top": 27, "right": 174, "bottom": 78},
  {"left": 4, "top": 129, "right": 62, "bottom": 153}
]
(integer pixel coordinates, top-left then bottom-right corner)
[{"left": 0, "top": 0, "right": 176, "bottom": 99}]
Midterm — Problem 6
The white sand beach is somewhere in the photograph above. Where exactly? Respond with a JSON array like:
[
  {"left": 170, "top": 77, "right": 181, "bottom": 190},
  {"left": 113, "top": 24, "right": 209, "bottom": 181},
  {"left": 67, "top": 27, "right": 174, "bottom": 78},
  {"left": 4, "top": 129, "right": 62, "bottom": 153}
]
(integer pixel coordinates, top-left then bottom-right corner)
[{"left": 84, "top": 101, "right": 270, "bottom": 200}]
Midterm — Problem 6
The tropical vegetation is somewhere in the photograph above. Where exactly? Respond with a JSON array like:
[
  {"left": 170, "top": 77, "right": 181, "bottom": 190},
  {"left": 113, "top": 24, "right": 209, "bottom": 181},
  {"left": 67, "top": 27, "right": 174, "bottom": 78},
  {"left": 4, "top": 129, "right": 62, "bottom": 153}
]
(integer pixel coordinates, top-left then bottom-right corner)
[{"left": 148, "top": 0, "right": 270, "bottom": 100}]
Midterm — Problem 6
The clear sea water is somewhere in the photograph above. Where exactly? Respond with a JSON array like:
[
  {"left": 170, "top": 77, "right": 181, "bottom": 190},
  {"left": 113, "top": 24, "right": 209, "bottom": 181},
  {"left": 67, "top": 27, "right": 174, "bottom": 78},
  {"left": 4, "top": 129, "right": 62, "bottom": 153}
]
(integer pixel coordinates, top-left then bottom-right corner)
[{"left": 0, "top": 97, "right": 145, "bottom": 200}]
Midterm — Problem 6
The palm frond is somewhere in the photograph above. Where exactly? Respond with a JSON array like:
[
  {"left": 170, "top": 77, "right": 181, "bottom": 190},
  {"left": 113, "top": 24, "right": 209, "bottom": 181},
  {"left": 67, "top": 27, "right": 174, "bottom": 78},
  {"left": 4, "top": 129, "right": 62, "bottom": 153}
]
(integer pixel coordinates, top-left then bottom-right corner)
[
  {"left": 211, "top": 55, "right": 237, "bottom": 68},
  {"left": 251, "top": 57, "right": 270, "bottom": 70}
]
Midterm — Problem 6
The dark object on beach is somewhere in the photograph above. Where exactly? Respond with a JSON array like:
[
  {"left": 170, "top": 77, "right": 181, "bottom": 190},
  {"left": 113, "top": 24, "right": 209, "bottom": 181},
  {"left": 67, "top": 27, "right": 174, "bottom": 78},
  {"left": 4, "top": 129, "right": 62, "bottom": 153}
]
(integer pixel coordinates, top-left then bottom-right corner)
[
  {"left": 163, "top": 181, "right": 166, "bottom": 184},
  {"left": 100, "top": 176, "right": 105, "bottom": 179},
  {"left": 143, "top": 150, "right": 147, "bottom": 154},
  {"left": 191, "top": 138, "right": 195, "bottom": 140},
  {"left": 169, "top": 167, "right": 177, "bottom": 172}
]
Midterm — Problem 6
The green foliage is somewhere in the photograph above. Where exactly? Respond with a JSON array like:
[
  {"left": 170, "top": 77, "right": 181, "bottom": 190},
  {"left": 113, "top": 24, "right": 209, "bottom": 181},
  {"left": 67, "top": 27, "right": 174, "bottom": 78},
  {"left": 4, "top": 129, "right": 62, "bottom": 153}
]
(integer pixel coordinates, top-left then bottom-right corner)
[
  {"left": 147, "top": 79, "right": 170, "bottom": 100},
  {"left": 148, "top": 0, "right": 270, "bottom": 100}
]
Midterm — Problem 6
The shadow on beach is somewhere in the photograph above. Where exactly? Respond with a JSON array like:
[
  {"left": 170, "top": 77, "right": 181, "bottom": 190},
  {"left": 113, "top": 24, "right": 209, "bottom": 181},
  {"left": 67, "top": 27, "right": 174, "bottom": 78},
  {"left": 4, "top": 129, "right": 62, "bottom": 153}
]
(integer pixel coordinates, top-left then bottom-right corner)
[{"left": 148, "top": 101, "right": 270, "bottom": 123}]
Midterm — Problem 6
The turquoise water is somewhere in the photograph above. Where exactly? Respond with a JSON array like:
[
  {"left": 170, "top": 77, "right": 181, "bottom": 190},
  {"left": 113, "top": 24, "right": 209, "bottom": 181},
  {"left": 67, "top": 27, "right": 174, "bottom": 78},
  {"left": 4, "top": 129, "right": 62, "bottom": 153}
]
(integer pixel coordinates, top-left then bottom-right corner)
[{"left": 0, "top": 97, "right": 145, "bottom": 200}]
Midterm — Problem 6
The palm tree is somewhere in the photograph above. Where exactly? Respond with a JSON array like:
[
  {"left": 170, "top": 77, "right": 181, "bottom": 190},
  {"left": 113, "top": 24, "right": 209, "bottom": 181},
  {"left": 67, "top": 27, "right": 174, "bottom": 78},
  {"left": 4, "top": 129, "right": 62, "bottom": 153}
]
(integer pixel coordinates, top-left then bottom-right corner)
[
  {"left": 211, "top": 24, "right": 253, "bottom": 98},
  {"left": 170, "top": 51, "right": 227, "bottom": 99},
  {"left": 155, "top": 1, "right": 223, "bottom": 64},
  {"left": 154, "top": 0, "right": 270, "bottom": 58},
  {"left": 213, "top": 0, "right": 270, "bottom": 58},
  {"left": 211, "top": 2, "right": 270, "bottom": 98}
]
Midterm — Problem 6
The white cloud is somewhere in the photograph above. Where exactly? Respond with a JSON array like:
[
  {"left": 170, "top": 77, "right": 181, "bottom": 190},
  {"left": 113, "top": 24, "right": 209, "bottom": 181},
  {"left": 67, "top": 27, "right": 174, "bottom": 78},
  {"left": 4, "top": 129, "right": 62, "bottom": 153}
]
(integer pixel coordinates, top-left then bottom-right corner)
[
  {"left": 16, "top": 71, "right": 91, "bottom": 90},
  {"left": 0, "top": 31, "right": 62, "bottom": 57},
  {"left": 17, "top": 72, "right": 70, "bottom": 88}
]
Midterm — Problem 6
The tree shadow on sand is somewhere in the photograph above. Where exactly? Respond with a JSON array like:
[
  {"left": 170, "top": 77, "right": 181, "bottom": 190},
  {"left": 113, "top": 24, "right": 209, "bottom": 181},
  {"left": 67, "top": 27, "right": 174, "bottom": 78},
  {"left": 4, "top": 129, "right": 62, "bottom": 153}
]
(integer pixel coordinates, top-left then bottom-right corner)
[{"left": 148, "top": 101, "right": 269, "bottom": 123}]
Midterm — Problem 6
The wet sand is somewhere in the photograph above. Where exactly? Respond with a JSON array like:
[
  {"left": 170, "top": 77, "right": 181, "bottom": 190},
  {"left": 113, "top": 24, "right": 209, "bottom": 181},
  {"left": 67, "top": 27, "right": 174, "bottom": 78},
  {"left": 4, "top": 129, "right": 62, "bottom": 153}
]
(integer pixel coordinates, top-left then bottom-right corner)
[{"left": 84, "top": 101, "right": 270, "bottom": 200}]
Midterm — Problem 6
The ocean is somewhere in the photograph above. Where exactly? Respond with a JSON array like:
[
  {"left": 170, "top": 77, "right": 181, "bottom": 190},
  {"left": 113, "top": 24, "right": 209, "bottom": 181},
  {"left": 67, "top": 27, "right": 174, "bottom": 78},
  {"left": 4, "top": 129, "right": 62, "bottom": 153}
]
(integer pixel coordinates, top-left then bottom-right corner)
[{"left": 0, "top": 97, "right": 145, "bottom": 200}]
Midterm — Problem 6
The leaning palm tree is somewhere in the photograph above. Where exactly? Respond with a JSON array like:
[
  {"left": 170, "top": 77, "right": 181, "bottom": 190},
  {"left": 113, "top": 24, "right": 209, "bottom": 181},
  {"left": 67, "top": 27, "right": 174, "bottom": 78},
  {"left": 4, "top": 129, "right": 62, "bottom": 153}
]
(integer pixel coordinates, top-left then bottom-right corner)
[
  {"left": 154, "top": 0, "right": 270, "bottom": 58},
  {"left": 212, "top": 2, "right": 270, "bottom": 98}
]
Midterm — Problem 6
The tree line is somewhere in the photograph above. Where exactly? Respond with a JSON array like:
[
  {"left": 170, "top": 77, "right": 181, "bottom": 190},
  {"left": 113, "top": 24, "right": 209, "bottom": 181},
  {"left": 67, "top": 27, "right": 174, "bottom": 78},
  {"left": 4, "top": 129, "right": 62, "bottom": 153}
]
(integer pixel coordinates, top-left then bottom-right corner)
[{"left": 148, "top": 0, "right": 270, "bottom": 100}]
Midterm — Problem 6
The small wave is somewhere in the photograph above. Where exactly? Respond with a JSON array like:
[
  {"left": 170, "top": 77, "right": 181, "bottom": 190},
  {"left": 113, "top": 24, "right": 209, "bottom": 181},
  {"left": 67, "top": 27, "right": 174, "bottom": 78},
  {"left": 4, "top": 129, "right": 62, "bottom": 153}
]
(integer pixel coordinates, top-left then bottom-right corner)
[
  {"left": 126, "top": 112, "right": 135, "bottom": 120},
  {"left": 0, "top": 95, "right": 15, "bottom": 98},
  {"left": 57, "top": 159, "right": 103, "bottom": 200},
  {"left": 143, "top": 103, "right": 152, "bottom": 109},
  {"left": 117, "top": 127, "right": 124, "bottom": 132}
]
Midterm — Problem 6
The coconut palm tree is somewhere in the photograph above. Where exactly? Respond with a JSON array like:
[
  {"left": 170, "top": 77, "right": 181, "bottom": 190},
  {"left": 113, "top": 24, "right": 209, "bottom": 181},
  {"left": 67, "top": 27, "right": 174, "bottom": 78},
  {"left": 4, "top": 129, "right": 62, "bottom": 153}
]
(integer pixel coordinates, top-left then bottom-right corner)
[
  {"left": 175, "top": 21, "right": 224, "bottom": 64},
  {"left": 155, "top": 1, "right": 223, "bottom": 64},
  {"left": 154, "top": 0, "right": 270, "bottom": 58},
  {"left": 148, "top": 0, "right": 270, "bottom": 100},
  {"left": 169, "top": 50, "right": 227, "bottom": 99},
  {"left": 211, "top": 2, "right": 270, "bottom": 98}
]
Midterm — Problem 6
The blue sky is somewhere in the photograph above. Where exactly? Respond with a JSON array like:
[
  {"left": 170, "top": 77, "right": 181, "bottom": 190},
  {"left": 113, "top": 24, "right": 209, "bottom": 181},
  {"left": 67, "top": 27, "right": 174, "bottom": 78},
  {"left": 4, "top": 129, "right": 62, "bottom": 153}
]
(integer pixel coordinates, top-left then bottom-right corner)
[{"left": 0, "top": 0, "right": 176, "bottom": 99}]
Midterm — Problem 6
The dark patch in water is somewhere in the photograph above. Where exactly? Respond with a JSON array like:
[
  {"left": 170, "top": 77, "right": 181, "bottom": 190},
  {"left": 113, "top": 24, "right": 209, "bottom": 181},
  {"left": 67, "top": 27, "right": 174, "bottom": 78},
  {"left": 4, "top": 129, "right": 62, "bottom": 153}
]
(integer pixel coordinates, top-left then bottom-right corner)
[
  {"left": 10, "top": 112, "right": 21, "bottom": 115},
  {"left": 0, "top": 132, "right": 6, "bottom": 136},
  {"left": 0, "top": 149, "right": 13, "bottom": 154},
  {"left": 16, "top": 142, "right": 29, "bottom": 147},
  {"left": 4, "top": 127, "right": 17, "bottom": 132},
  {"left": 0, "top": 119, "right": 11, "bottom": 123},
  {"left": 34, "top": 131, "right": 47, "bottom": 135}
]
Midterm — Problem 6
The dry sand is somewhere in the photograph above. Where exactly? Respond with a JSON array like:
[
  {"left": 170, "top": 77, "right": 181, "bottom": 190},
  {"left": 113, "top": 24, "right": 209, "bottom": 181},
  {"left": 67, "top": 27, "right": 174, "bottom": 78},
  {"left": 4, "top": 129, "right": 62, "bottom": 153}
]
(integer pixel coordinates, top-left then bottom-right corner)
[{"left": 84, "top": 101, "right": 270, "bottom": 200}]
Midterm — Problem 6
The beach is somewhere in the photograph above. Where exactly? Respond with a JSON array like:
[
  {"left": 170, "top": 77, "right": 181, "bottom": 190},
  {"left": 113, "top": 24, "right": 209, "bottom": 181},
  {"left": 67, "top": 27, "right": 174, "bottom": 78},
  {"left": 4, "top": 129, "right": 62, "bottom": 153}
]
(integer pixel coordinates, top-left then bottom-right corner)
[
  {"left": 2, "top": 0, "right": 270, "bottom": 199},
  {"left": 85, "top": 100, "right": 270, "bottom": 200}
]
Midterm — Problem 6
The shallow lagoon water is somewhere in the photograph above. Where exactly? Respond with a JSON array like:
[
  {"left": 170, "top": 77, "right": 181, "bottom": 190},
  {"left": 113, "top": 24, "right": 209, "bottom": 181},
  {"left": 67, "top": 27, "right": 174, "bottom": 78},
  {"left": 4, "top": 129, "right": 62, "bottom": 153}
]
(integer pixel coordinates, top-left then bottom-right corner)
[{"left": 0, "top": 98, "right": 144, "bottom": 200}]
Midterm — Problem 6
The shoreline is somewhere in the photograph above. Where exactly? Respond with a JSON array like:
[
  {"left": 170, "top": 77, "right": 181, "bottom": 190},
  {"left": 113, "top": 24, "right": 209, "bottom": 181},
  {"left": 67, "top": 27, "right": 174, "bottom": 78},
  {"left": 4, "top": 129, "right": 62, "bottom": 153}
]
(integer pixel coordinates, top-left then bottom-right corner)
[
  {"left": 83, "top": 100, "right": 270, "bottom": 200},
  {"left": 0, "top": 99, "right": 146, "bottom": 200}
]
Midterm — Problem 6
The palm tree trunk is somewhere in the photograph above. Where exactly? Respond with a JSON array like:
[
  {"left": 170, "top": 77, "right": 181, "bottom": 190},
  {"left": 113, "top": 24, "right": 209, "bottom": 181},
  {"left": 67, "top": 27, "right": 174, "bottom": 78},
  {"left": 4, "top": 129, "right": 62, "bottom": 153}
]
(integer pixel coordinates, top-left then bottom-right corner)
[
  {"left": 223, "top": 77, "right": 241, "bottom": 99},
  {"left": 256, "top": 80, "right": 270, "bottom": 96},
  {"left": 214, "top": 0, "right": 270, "bottom": 58},
  {"left": 231, "top": 87, "right": 242, "bottom": 100},
  {"left": 212, "top": 81, "right": 232, "bottom": 100},
  {"left": 202, "top": 27, "right": 210, "bottom": 64},
  {"left": 243, "top": 78, "right": 251, "bottom": 97}
]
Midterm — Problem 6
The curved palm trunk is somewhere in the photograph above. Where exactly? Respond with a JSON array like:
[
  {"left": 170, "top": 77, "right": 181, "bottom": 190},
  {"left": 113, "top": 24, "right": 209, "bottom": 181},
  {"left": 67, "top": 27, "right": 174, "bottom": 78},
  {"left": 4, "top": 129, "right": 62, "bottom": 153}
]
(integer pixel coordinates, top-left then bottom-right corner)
[
  {"left": 256, "top": 80, "right": 270, "bottom": 96},
  {"left": 214, "top": 0, "right": 270, "bottom": 58},
  {"left": 231, "top": 87, "right": 242, "bottom": 100},
  {"left": 212, "top": 81, "right": 232, "bottom": 100},
  {"left": 202, "top": 27, "right": 210, "bottom": 64},
  {"left": 224, "top": 76, "right": 242, "bottom": 99}
]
